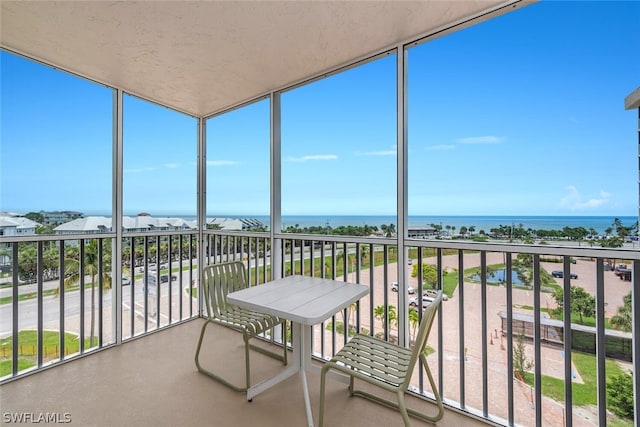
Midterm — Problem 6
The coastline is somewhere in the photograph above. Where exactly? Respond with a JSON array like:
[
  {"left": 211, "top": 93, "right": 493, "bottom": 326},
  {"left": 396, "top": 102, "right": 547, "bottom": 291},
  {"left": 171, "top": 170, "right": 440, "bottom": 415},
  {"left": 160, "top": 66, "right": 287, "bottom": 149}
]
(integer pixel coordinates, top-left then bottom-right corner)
[{"left": 265, "top": 214, "right": 638, "bottom": 235}]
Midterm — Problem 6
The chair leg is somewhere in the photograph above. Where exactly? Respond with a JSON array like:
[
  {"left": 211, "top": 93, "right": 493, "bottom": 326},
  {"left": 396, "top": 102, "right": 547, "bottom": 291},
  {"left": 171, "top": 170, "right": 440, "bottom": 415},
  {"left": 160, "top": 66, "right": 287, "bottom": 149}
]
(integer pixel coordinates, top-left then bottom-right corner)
[
  {"left": 244, "top": 334, "right": 251, "bottom": 391},
  {"left": 194, "top": 319, "right": 211, "bottom": 373},
  {"left": 397, "top": 391, "right": 411, "bottom": 427},
  {"left": 247, "top": 321, "right": 288, "bottom": 365},
  {"left": 281, "top": 321, "right": 288, "bottom": 365},
  {"left": 194, "top": 319, "right": 248, "bottom": 392}
]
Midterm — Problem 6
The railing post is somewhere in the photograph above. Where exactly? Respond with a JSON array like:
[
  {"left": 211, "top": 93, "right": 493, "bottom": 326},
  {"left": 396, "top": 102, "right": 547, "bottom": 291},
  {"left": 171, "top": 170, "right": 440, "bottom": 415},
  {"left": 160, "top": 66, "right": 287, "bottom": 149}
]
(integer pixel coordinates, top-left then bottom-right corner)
[
  {"left": 396, "top": 43, "right": 409, "bottom": 347},
  {"left": 113, "top": 87, "right": 123, "bottom": 344},
  {"left": 633, "top": 260, "right": 640, "bottom": 427},
  {"left": 197, "top": 116, "right": 206, "bottom": 317}
]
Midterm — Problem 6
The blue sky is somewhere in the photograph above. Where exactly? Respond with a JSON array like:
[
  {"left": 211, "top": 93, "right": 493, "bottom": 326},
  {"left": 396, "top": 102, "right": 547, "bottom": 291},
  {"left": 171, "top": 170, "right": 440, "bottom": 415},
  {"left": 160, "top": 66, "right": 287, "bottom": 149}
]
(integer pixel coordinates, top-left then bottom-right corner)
[{"left": 2, "top": 1, "right": 639, "bottom": 218}]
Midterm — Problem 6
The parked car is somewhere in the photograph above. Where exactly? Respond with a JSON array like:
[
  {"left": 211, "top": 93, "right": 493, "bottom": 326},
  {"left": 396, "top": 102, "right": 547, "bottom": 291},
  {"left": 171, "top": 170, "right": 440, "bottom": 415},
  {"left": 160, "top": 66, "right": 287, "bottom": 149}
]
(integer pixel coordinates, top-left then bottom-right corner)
[
  {"left": 391, "top": 282, "right": 415, "bottom": 294},
  {"left": 423, "top": 289, "right": 448, "bottom": 301},
  {"left": 160, "top": 274, "right": 177, "bottom": 283},
  {"left": 614, "top": 264, "right": 628, "bottom": 276},
  {"left": 551, "top": 270, "right": 578, "bottom": 279},
  {"left": 122, "top": 276, "right": 131, "bottom": 286},
  {"left": 617, "top": 268, "right": 632, "bottom": 281},
  {"left": 409, "top": 294, "right": 434, "bottom": 308}
]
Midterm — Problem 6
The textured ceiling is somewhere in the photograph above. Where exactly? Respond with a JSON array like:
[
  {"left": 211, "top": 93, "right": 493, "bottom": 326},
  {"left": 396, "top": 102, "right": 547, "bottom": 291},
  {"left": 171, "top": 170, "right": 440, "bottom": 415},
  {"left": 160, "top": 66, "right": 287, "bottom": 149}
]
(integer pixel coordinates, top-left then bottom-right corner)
[{"left": 1, "top": 1, "right": 526, "bottom": 117}]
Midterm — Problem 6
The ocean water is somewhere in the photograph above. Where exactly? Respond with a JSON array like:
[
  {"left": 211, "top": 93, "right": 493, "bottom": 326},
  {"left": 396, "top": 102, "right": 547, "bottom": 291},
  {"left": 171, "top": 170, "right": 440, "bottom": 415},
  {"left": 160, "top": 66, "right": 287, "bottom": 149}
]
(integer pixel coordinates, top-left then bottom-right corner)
[
  {"left": 248, "top": 215, "right": 638, "bottom": 234},
  {"left": 122, "top": 213, "right": 637, "bottom": 234}
]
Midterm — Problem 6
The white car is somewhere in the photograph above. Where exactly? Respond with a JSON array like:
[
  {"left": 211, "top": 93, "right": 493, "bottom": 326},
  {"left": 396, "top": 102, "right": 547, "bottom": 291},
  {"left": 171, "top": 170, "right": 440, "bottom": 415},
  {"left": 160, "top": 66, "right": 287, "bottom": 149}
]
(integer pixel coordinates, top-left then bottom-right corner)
[
  {"left": 423, "top": 289, "right": 448, "bottom": 301},
  {"left": 391, "top": 282, "right": 415, "bottom": 294},
  {"left": 409, "top": 294, "right": 434, "bottom": 308}
]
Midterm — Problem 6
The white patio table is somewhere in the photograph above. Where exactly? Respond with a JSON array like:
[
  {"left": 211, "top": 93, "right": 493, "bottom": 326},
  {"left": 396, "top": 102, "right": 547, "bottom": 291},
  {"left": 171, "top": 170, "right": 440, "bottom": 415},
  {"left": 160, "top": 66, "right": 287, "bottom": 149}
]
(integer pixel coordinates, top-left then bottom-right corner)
[{"left": 227, "top": 275, "right": 369, "bottom": 427}]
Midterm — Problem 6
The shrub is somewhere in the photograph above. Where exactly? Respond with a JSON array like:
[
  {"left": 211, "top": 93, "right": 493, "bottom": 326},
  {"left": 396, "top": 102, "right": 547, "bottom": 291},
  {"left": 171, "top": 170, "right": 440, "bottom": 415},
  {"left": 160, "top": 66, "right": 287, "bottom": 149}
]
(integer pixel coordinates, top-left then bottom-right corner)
[{"left": 607, "top": 371, "right": 634, "bottom": 419}]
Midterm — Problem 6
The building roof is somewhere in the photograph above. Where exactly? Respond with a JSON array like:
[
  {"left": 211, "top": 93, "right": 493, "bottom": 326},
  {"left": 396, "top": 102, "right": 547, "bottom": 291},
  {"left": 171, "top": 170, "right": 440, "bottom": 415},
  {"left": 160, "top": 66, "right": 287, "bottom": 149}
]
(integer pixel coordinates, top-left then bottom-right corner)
[
  {"left": 0, "top": 214, "right": 39, "bottom": 229},
  {"left": 206, "top": 218, "right": 244, "bottom": 230},
  {"left": 0, "top": 1, "right": 528, "bottom": 117},
  {"left": 52, "top": 215, "right": 254, "bottom": 232},
  {"left": 54, "top": 216, "right": 112, "bottom": 232}
]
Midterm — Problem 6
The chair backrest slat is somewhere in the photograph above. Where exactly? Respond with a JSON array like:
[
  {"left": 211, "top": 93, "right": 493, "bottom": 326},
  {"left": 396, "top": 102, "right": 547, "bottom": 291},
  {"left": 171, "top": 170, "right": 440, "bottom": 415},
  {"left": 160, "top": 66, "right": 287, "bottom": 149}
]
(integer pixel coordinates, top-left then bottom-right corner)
[
  {"left": 202, "top": 261, "right": 248, "bottom": 317},
  {"left": 402, "top": 290, "right": 442, "bottom": 389}
]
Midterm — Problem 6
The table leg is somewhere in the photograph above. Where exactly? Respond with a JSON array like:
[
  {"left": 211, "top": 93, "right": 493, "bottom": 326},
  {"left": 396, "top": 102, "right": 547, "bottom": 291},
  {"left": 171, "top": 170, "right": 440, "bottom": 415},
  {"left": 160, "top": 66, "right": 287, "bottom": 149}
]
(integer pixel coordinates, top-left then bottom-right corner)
[
  {"left": 246, "top": 323, "right": 301, "bottom": 401},
  {"left": 245, "top": 322, "right": 316, "bottom": 427},
  {"left": 299, "top": 323, "right": 314, "bottom": 427}
]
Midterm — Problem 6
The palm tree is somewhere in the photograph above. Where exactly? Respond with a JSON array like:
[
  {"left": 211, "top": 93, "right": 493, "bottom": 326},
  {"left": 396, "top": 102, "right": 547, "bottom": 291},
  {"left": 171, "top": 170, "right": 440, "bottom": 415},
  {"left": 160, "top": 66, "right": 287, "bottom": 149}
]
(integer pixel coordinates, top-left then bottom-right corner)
[
  {"left": 408, "top": 307, "right": 420, "bottom": 343},
  {"left": 344, "top": 301, "right": 358, "bottom": 334},
  {"left": 373, "top": 304, "right": 397, "bottom": 333},
  {"left": 359, "top": 244, "right": 369, "bottom": 267},
  {"left": 62, "top": 239, "right": 112, "bottom": 347},
  {"left": 610, "top": 292, "right": 632, "bottom": 332},
  {"left": 387, "top": 223, "right": 396, "bottom": 237}
]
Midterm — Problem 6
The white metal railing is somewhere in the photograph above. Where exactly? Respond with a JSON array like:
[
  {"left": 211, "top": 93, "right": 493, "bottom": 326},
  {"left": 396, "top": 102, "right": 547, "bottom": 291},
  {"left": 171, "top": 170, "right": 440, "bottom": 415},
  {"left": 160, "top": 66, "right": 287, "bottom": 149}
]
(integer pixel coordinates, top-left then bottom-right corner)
[{"left": 2, "top": 230, "right": 638, "bottom": 426}]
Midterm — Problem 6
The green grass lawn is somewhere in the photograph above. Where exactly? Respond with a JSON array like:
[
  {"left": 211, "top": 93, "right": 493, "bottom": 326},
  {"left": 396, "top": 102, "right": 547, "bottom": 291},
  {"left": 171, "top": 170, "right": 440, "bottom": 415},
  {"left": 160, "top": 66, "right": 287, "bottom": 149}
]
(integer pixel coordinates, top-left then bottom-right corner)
[
  {"left": 521, "top": 351, "right": 624, "bottom": 406},
  {"left": 520, "top": 351, "right": 633, "bottom": 425},
  {"left": 0, "top": 330, "right": 96, "bottom": 377}
]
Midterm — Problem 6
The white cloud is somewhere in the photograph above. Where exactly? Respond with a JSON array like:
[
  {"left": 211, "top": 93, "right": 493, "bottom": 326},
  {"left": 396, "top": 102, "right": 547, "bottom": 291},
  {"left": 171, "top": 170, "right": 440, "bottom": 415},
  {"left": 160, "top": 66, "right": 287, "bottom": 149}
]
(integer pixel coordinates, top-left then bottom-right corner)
[
  {"left": 207, "top": 160, "right": 240, "bottom": 166},
  {"left": 124, "top": 167, "right": 157, "bottom": 174},
  {"left": 358, "top": 150, "right": 396, "bottom": 156},
  {"left": 165, "top": 163, "right": 181, "bottom": 169},
  {"left": 426, "top": 144, "right": 456, "bottom": 151},
  {"left": 456, "top": 136, "right": 504, "bottom": 144},
  {"left": 560, "top": 186, "right": 611, "bottom": 210},
  {"left": 286, "top": 154, "right": 338, "bottom": 162},
  {"left": 357, "top": 144, "right": 396, "bottom": 156}
]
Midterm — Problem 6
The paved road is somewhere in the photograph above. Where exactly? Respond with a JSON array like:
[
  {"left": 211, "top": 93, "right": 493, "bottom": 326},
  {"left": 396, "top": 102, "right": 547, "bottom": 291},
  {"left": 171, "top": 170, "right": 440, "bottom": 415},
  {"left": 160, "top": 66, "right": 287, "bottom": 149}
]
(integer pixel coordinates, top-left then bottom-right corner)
[{"left": 0, "top": 274, "right": 193, "bottom": 338}]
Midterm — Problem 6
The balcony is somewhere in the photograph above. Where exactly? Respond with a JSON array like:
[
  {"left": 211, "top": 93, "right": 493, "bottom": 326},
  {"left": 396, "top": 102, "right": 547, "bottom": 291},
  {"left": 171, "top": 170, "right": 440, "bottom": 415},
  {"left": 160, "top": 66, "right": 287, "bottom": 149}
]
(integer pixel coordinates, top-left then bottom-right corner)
[
  {"left": 1, "top": 2, "right": 639, "bottom": 425},
  {"left": 1, "top": 319, "right": 486, "bottom": 427},
  {"left": 1, "top": 230, "right": 637, "bottom": 426}
]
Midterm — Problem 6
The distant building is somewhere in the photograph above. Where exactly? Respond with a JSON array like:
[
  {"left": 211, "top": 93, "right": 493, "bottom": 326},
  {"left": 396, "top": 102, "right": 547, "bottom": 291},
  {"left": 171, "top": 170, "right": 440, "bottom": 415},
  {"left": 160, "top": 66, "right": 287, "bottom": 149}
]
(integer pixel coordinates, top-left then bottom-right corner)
[
  {"left": 0, "top": 213, "right": 40, "bottom": 265},
  {"left": 408, "top": 226, "right": 437, "bottom": 239},
  {"left": 53, "top": 215, "right": 264, "bottom": 234},
  {"left": 54, "top": 216, "right": 112, "bottom": 235},
  {"left": 0, "top": 213, "right": 39, "bottom": 237},
  {"left": 40, "top": 210, "right": 83, "bottom": 226}
]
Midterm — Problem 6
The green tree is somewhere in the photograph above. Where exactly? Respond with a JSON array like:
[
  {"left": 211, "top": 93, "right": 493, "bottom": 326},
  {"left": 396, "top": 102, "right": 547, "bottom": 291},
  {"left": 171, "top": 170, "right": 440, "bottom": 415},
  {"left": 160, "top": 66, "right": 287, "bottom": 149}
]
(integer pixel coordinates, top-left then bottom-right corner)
[
  {"left": 25, "top": 211, "right": 45, "bottom": 223},
  {"left": 553, "top": 286, "right": 595, "bottom": 324},
  {"left": 17, "top": 244, "right": 37, "bottom": 281},
  {"left": 61, "top": 240, "right": 112, "bottom": 347},
  {"left": 411, "top": 263, "right": 437, "bottom": 288},
  {"left": 513, "top": 334, "right": 533, "bottom": 381},
  {"left": 613, "top": 217, "right": 637, "bottom": 239},
  {"left": 359, "top": 244, "right": 369, "bottom": 267},
  {"left": 607, "top": 371, "right": 634, "bottom": 419},
  {"left": 408, "top": 307, "right": 419, "bottom": 342},
  {"left": 610, "top": 292, "right": 632, "bottom": 332},
  {"left": 381, "top": 223, "right": 396, "bottom": 237},
  {"left": 373, "top": 305, "right": 397, "bottom": 333},
  {"left": 600, "top": 236, "right": 624, "bottom": 248}
]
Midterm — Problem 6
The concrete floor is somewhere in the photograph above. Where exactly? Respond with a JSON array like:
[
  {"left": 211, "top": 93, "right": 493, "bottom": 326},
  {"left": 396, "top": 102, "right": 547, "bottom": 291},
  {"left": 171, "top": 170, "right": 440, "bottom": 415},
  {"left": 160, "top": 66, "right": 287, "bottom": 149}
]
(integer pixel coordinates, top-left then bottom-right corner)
[{"left": 0, "top": 319, "right": 491, "bottom": 427}]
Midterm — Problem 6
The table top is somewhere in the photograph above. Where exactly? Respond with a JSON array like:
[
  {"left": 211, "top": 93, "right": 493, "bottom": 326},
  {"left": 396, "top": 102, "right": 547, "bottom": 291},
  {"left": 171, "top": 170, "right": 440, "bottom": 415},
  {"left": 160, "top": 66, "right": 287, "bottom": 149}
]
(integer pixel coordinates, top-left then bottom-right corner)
[{"left": 227, "top": 275, "right": 369, "bottom": 325}]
